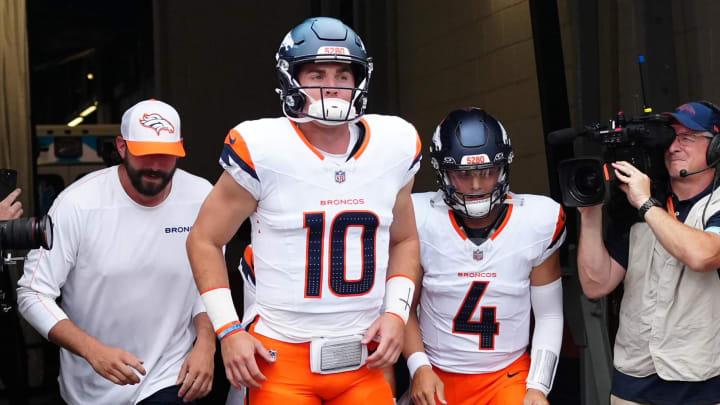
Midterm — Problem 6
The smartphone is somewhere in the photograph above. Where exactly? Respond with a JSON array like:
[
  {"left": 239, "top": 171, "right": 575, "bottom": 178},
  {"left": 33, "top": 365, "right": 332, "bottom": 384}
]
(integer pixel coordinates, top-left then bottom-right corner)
[{"left": 0, "top": 169, "right": 18, "bottom": 200}]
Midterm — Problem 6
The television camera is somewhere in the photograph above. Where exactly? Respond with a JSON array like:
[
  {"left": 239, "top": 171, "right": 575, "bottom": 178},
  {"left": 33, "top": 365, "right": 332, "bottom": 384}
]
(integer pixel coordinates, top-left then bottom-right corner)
[
  {"left": 0, "top": 169, "right": 53, "bottom": 312},
  {"left": 548, "top": 111, "right": 675, "bottom": 208}
]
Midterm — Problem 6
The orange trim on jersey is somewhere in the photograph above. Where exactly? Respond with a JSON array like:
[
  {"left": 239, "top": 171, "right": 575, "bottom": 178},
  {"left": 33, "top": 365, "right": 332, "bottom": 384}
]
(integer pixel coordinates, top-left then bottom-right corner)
[
  {"left": 666, "top": 195, "right": 678, "bottom": 219},
  {"left": 551, "top": 206, "right": 567, "bottom": 243},
  {"left": 243, "top": 245, "right": 255, "bottom": 275},
  {"left": 490, "top": 204, "right": 513, "bottom": 240},
  {"left": 448, "top": 210, "right": 468, "bottom": 240},
  {"left": 387, "top": 274, "right": 414, "bottom": 283},
  {"left": 352, "top": 118, "right": 372, "bottom": 160},
  {"left": 288, "top": 120, "right": 326, "bottom": 160},
  {"left": 413, "top": 131, "right": 422, "bottom": 161},
  {"left": 386, "top": 311, "right": 406, "bottom": 325},
  {"left": 224, "top": 129, "right": 256, "bottom": 170},
  {"left": 200, "top": 286, "right": 230, "bottom": 295}
]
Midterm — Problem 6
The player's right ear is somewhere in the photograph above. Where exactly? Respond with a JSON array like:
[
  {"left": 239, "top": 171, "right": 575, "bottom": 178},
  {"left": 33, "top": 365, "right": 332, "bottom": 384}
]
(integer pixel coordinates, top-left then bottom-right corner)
[{"left": 115, "top": 136, "right": 127, "bottom": 160}]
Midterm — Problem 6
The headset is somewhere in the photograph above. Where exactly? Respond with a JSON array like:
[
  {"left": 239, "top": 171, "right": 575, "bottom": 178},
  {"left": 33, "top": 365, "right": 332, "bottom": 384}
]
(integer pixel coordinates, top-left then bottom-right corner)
[
  {"left": 690, "top": 100, "right": 720, "bottom": 228},
  {"left": 698, "top": 100, "right": 720, "bottom": 166}
]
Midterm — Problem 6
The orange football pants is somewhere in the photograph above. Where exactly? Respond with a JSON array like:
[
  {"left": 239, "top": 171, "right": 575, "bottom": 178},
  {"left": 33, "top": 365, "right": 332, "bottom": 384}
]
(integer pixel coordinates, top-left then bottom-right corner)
[
  {"left": 245, "top": 325, "right": 394, "bottom": 405},
  {"left": 433, "top": 352, "right": 531, "bottom": 405}
]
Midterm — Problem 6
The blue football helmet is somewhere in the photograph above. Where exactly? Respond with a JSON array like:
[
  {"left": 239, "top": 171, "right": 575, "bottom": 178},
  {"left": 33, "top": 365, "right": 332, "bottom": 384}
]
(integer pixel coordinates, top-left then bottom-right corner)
[
  {"left": 430, "top": 108, "right": 514, "bottom": 218},
  {"left": 275, "top": 17, "right": 373, "bottom": 125}
]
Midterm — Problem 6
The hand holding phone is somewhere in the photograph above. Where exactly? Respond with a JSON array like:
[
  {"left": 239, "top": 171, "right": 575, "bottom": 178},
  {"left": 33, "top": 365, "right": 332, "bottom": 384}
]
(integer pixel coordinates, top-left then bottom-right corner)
[
  {"left": 0, "top": 169, "right": 17, "bottom": 201},
  {"left": 0, "top": 169, "right": 22, "bottom": 220}
]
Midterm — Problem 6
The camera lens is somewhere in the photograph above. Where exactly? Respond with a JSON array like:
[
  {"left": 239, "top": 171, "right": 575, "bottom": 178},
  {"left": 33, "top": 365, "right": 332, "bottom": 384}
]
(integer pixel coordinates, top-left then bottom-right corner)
[
  {"left": 573, "top": 166, "right": 603, "bottom": 196},
  {"left": 0, "top": 215, "right": 53, "bottom": 250},
  {"left": 569, "top": 164, "right": 604, "bottom": 203}
]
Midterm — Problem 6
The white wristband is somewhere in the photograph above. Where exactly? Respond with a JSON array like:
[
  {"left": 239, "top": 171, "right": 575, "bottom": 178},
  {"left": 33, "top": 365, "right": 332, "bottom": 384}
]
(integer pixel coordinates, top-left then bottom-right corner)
[
  {"left": 406, "top": 352, "right": 431, "bottom": 379},
  {"left": 384, "top": 275, "right": 415, "bottom": 324},
  {"left": 200, "top": 287, "right": 240, "bottom": 334}
]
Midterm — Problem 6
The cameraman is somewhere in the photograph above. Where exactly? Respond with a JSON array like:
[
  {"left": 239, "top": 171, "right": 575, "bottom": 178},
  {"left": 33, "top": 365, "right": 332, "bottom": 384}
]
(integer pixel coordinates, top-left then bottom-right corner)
[
  {"left": 577, "top": 101, "right": 720, "bottom": 405},
  {"left": 0, "top": 188, "right": 23, "bottom": 220}
]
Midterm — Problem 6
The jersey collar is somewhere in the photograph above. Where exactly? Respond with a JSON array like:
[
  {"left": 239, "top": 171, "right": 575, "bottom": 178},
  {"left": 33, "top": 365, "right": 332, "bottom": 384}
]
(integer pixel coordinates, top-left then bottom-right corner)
[
  {"left": 288, "top": 118, "right": 371, "bottom": 161},
  {"left": 448, "top": 198, "right": 514, "bottom": 242}
]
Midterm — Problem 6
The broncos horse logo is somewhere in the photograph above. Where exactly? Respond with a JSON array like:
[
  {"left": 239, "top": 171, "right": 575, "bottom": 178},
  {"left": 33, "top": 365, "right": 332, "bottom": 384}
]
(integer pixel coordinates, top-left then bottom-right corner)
[
  {"left": 677, "top": 103, "right": 696, "bottom": 115},
  {"left": 139, "top": 113, "right": 175, "bottom": 135}
]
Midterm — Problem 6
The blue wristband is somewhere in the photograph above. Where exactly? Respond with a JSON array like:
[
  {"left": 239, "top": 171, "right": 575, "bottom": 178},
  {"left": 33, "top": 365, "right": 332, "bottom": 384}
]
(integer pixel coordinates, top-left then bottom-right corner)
[{"left": 217, "top": 322, "right": 244, "bottom": 340}]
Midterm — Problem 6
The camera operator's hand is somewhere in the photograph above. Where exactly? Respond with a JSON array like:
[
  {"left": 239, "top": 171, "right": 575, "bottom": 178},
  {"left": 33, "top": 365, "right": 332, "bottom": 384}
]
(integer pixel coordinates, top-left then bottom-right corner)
[
  {"left": 0, "top": 188, "right": 23, "bottom": 220},
  {"left": 612, "top": 161, "right": 651, "bottom": 209}
]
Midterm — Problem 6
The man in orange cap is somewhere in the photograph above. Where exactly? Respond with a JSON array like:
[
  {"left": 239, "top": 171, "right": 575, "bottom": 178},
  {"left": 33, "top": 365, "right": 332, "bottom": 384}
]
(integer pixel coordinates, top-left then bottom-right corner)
[{"left": 18, "top": 99, "right": 216, "bottom": 404}]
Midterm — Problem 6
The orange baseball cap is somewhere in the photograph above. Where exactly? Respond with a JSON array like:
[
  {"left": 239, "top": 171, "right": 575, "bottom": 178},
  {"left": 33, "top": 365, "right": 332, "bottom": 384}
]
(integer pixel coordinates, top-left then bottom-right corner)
[{"left": 120, "top": 99, "right": 186, "bottom": 157}]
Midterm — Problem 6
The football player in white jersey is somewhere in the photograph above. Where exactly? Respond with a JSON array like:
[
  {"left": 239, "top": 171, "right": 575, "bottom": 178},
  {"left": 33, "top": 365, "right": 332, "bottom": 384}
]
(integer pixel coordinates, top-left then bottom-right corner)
[
  {"left": 187, "top": 17, "right": 421, "bottom": 404},
  {"left": 403, "top": 108, "right": 565, "bottom": 405}
]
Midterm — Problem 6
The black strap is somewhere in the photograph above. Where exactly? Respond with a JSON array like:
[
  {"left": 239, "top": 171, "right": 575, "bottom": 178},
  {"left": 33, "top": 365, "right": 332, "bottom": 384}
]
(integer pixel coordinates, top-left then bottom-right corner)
[{"left": 346, "top": 122, "right": 366, "bottom": 161}]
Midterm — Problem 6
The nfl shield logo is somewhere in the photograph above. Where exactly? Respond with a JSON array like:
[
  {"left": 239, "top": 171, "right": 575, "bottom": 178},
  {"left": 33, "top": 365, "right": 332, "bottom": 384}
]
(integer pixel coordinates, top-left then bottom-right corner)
[
  {"left": 473, "top": 249, "right": 483, "bottom": 261},
  {"left": 335, "top": 170, "right": 346, "bottom": 183}
]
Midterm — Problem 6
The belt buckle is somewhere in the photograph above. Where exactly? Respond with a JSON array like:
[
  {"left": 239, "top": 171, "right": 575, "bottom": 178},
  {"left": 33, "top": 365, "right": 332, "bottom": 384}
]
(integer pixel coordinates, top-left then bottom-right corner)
[{"left": 309, "top": 335, "right": 367, "bottom": 374}]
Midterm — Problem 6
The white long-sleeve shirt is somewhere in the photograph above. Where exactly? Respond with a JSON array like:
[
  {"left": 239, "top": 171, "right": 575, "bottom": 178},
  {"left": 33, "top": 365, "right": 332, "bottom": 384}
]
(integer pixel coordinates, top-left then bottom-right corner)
[{"left": 17, "top": 166, "right": 212, "bottom": 405}]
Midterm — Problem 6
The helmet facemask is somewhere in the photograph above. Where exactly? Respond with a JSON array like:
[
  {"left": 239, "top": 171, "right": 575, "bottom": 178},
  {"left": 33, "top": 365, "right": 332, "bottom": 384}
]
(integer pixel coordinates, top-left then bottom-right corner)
[
  {"left": 277, "top": 48, "right": 373, "bottom": 125},
  {"left": 438, "top": 165, "right": 511, "bottom": 219}
]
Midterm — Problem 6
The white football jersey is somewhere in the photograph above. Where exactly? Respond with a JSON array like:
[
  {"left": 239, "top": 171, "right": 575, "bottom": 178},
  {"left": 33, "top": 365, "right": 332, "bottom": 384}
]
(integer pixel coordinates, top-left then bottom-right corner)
[
  {"left": 413, "top": 191, "right": 566, "bottom": 373},
  {"left": 221, "top": 115, "right": 421, "bottom": 342}
]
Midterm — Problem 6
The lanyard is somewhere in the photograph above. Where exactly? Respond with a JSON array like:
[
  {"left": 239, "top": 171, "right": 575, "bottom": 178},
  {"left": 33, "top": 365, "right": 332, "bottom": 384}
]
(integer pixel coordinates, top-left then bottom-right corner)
[{"left": 666, "top": 195, "right": 678, "bottom": 219}]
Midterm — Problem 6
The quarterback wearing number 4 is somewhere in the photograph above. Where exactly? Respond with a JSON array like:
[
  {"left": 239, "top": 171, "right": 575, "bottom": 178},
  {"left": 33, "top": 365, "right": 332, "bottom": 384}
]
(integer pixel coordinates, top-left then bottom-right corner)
[
  {"left": 404, "top": 108, "right": 566, "bottom": 405},
  {"left": 187, "top": 17, "right": 421, "bottom": 404}
]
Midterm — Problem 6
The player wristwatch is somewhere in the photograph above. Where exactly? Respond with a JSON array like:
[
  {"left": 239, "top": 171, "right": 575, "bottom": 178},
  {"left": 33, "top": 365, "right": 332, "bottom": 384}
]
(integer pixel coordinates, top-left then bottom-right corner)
[{"left": 638, "top": 197, "right": 663, "bottom": 220}]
